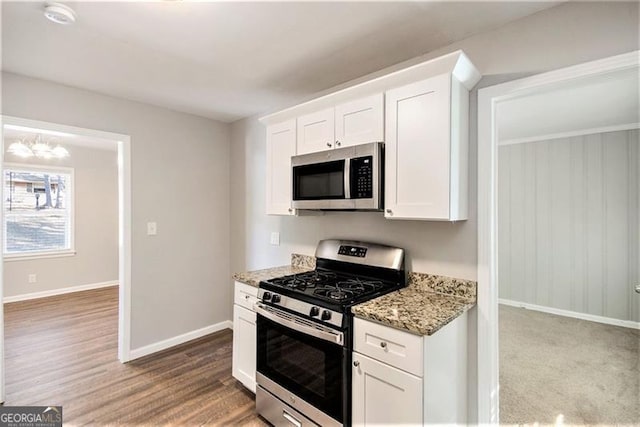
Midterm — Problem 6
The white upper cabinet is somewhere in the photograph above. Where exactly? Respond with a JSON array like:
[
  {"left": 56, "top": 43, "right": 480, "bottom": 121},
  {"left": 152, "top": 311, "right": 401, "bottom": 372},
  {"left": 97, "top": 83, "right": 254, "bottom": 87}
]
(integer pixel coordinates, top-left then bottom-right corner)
[
  {"left": 335, "top": 94, "right": 384, "bottom": 148},
  {"left": 297, "top": 94, "right": 384, "bottom": 155},
  {"left": 385, "top": 74, "right": 456, "bottom": 220},
  {"left": 296, "top": 108, "right": 335, "bottom": 155},
  {"left": 266, "top": 119, "right": 296, "bottom": 215},
  {"left": 260, "top": 51, "right": 481, "bottom": 220}
]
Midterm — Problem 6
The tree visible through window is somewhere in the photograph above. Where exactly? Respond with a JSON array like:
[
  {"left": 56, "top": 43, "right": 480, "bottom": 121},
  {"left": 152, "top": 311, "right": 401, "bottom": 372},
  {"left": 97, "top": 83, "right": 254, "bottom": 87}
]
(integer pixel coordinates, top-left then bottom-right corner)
[{"left": 3, "top": 165, "right": 73, "bottom": 255}]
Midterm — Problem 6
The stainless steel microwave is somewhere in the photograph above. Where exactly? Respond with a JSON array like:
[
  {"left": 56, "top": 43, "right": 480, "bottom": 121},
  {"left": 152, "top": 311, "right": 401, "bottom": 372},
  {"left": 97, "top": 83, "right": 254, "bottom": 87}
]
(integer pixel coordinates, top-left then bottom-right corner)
[{"left": 291, "top": 142, "right": 383, "bottom": 210}]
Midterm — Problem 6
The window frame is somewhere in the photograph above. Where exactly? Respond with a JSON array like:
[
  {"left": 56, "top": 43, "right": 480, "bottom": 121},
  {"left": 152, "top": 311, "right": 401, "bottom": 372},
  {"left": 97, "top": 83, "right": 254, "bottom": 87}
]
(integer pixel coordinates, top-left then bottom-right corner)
[{"left": 3, "top": 162, "right": 75, "bottom": 260}]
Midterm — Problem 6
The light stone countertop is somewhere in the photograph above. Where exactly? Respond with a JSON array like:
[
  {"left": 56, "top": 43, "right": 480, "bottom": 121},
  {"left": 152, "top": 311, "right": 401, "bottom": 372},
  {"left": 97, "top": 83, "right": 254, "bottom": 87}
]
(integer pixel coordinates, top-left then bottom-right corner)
[
  {"left": 232, "top": 254, "right": 315, "bottom": 288},
  {"left": 233, "top": 258, "right": 476, "bottom": 337},
  {"left": 351, "top": 272, "right": 477, "bottom": 336}
]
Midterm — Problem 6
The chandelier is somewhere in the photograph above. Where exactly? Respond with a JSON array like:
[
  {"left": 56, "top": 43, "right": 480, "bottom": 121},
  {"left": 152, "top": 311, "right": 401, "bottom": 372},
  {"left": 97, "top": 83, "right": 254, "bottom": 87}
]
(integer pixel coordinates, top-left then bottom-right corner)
[{"left": 7, "top": 134, "right": 70, "bottom": 159}]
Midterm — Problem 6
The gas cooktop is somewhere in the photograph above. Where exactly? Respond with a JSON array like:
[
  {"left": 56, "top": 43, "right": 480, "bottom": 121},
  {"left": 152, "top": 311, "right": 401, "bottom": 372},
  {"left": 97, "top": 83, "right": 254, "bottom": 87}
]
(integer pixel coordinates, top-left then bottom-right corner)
[{"left": 262, "top": 269, "right": 390, "bottom": 305}]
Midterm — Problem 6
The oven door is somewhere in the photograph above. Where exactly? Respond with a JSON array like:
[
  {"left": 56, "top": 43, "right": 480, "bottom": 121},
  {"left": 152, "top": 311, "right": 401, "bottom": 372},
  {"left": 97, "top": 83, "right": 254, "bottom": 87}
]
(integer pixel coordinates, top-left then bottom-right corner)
[{"left": 255, "top": 303, "right": 347, "bottom": 424}]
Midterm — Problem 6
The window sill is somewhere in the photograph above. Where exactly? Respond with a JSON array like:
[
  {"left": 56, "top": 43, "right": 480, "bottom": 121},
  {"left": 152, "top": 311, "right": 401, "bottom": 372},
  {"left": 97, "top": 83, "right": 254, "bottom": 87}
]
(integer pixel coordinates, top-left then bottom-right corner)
[{"left": 4, "top": 250, "right": 76, "bottom": 262}]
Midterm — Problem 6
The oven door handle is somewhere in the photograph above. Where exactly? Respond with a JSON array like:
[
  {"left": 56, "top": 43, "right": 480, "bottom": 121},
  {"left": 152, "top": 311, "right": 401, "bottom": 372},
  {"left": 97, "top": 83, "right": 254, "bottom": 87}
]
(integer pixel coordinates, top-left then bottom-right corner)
[{"left": 254, "top": 302, "right": 344, "bottom": 346}]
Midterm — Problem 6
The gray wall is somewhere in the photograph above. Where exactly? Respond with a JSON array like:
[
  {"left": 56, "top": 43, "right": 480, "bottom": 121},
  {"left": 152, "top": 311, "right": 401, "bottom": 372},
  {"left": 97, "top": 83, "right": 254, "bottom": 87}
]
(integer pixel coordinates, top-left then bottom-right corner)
[
  {"left": 498, "top": 130, "right": 640, "bottom": 322},
  {"left": 229, "top": 2, "right": 639, "bottom": 422},
  {"left": 3, "top": 144, "right": 118, "bottom": 298},
  {"left": 1, "top": 72, "right": 232, "bottom": 350}
]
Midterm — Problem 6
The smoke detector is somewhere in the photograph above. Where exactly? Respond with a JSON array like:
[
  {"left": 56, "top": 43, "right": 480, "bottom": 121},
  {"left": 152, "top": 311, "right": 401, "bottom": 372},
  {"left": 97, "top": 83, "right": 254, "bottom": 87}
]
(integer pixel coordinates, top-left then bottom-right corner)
[{"left": 44, "top": 3, "right": 76, "bottom": 25}]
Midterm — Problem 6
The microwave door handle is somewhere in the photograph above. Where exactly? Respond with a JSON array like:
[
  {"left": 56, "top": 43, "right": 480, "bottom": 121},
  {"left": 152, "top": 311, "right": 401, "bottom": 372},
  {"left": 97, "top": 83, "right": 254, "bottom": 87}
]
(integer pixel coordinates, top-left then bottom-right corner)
[{"left": 344, "top": 158, "right": 351, "bottom": 199}]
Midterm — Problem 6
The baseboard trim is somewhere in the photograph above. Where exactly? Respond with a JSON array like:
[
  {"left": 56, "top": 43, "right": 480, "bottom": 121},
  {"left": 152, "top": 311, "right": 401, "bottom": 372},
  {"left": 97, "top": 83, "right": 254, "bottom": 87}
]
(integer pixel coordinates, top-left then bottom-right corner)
[
  {"left": 128, "top": 320, "right": 233, "bottom": 361},
  {"left": 3, "top": 280, "right": 119, "bottom": 303},
  {"left": 499, "top": 299, "right": 640, "bottom": 330}
]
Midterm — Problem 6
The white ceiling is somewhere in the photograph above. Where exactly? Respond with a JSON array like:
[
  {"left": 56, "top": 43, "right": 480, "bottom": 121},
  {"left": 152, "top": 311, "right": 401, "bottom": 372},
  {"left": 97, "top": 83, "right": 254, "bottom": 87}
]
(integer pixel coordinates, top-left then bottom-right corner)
[
  {"left": 497, "top": 66, "right": 640, "bottom": 143},
  {"left": 2, "top": 1, "right": 562, "bottom": 123}
]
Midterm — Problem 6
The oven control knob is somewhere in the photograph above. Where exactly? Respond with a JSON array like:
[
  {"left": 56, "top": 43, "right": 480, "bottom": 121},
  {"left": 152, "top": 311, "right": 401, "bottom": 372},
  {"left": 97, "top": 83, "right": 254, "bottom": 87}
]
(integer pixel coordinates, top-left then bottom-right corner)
[
  {"left": 321, "top": 310, "right": 331, "bottom": 321},
  {"left": 262, "top": 292, "right": 272, "bottom": 301},
  {"left": 309, "top": 307, "right": 320, "bottom": 317},
  {"left": 271, "top": 294, "right": 281, "bottom": 303}
]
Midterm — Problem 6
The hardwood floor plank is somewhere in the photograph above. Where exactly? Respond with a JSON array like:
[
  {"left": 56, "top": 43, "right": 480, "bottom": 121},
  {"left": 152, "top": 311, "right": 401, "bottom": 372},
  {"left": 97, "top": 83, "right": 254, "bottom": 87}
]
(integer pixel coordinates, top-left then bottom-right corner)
[{"left": 4, "top": 287, "right": 268, "bottom": 426}]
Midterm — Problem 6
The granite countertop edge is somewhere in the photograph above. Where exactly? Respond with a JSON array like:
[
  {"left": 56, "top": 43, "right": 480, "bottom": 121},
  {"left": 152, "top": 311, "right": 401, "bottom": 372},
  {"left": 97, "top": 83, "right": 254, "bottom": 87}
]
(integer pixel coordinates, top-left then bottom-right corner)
[
  {"left": 351, "top": 291, "right": 476, "bottom": 337},
  {"left": 232, "top": 254, "right": 316, "bottom": 288},
  {"left": 233, "top": 257, "right": 477, "bottom": 337}
]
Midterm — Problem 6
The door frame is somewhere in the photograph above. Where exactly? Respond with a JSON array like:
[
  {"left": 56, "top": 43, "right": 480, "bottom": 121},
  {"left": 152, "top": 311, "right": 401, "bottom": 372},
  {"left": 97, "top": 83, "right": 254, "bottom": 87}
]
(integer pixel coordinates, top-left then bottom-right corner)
[
  {"left": 476, "top": 50, "right": 639, "bottom": 423},
  {"left": 0, "top": 116, "right": 132, "bottom": 401}
]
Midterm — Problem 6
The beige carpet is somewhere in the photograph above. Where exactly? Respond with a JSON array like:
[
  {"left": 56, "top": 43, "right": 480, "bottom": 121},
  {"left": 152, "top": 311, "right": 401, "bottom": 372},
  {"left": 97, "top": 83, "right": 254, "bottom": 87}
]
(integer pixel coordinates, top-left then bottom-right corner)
[{"left": 499, "top": 305, "right": 640, "bottom": 425}]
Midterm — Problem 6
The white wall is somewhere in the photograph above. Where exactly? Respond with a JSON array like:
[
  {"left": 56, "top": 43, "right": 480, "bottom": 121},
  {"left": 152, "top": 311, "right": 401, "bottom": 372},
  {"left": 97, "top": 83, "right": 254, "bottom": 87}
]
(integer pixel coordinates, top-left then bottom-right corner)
[
  {"left": 498, "top": 130, "right": 640, "bottom": 322},
  {"left": 1, "top": 72, "right": 231, "bottom": 350},
  {"left": 229, "top": 2, "right": 639, "bottom": 422},
  {"left": 3, "top": 144, "right": 118, "bottom": 298}
]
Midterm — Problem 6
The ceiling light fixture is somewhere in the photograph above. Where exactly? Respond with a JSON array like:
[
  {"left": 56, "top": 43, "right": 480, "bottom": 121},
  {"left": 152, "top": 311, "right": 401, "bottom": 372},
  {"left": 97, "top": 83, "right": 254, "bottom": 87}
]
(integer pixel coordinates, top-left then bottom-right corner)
[
  {"left": 7, "top": 135, "right": 70, "bottom": 159},
  {"left": 44, "top": 3, "right": 76, "bottom": 25}
]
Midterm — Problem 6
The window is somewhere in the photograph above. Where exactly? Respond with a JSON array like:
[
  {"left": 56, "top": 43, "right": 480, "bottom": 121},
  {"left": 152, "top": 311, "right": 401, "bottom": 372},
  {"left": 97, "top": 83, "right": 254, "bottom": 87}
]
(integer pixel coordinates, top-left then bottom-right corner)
[{"left": 3, "top": 164, "right": 74, "bottom": 257}]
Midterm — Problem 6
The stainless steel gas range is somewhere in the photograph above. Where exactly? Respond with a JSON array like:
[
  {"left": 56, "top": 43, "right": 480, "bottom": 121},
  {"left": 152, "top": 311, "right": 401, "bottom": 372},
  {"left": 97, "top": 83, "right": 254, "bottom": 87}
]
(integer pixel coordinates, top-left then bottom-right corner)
[{"left": 255, "top": 239, "right": 406, "bottom": 426}]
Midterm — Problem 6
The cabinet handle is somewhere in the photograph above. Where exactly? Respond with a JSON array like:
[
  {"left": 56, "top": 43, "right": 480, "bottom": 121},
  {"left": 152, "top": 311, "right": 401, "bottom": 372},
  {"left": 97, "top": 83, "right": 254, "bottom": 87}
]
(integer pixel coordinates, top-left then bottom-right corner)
[
  {"left": 288, "top": 208, "right": 292, "bottom": 213},
  {"left": 353, "top": 360, "right": 360, "bottom": 367},
  {"left": 335, "top": 140, "right": 341, "bottom": 147},
  {"left": 386, "top": 209, "right": 393, "bottom": 215},
  {"left": 245, "top": 295, "right": 250, "bottom": 300},
  {"left": 326, "top": 142, "right": 332, "bottom": 148},
  {"left": 380, "top": 341, "right": 387, "bottom": 349}
]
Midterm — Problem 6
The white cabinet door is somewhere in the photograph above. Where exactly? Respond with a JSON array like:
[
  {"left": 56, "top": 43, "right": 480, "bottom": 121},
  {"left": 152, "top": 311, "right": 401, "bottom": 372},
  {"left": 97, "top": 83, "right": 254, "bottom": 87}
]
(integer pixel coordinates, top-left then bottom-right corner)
[
  {"left": 232, "top": 305, "right": 257, "bottom": 393},
  {"left": 266, "top": 120, "right": 296, "bottom": 215},
  {"left": 296, "top": 108, "right": 335, "bottom": 154},
  {"left": 335, "top": 94, "right": 384, "bottom": 148},
  {"left": 352, "top": 353, "right": 423, "bottom": 427},
  {"left": 385, "top": 74, "right": 452, "bottom": 220}
]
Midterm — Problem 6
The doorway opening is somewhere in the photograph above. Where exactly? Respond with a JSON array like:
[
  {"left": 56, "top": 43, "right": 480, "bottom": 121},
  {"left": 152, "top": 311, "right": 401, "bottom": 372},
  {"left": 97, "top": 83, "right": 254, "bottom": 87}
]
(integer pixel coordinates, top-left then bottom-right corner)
[
  {"left": 477, "top": 51, "right": 640, "bottom": 424},
  {"left": 0, "top": 116, "right": 132, "bottom": 402}
]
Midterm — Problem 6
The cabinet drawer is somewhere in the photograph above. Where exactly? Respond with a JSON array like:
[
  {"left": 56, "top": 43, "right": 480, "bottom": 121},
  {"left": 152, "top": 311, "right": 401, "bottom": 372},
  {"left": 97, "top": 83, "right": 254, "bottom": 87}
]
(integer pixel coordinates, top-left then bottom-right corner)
[
  {"left": 234, "top": 281, "right": 259, "bottom": 311},
  {"left": 354, "top": 317, "right": 423, "bottom": 377}
]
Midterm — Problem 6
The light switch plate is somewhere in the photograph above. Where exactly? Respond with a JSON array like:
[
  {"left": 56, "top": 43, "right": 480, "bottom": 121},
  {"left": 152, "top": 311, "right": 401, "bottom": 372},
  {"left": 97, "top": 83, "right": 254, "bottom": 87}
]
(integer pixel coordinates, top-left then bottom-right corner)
[
  {"left": 147, "top": 222, "right": 157, "bottom": 236},
  {"left": 270, "top": 232, "right": 280, "bottom": 246}
]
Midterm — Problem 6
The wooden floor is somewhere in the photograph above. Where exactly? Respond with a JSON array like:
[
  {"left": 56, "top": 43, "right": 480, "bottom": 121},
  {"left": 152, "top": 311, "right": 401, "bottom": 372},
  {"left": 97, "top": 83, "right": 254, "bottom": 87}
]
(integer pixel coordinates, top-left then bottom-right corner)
[{"left": 4, "top": 287, "right": 267, "bottom": 426}]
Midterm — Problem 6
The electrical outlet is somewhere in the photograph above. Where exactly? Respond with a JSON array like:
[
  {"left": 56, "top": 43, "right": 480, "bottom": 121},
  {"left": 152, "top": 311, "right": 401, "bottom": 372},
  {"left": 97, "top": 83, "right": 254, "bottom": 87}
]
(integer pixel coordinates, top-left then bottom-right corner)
[
  {"left": 270, "top": 232, "right": 280, "bottom": 246},
  {"left": 147, "top": 222, "right": 157, "bottom": 236},
  {"left": 28, "top": 274, "right": 37, "bottom": 284}
]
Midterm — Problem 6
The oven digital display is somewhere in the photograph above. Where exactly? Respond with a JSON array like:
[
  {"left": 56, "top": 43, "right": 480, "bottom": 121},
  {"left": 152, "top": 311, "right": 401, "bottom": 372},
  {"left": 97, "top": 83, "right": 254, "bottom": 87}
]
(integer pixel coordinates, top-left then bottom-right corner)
[{"left": 338, "top": 245, "right": 367, "bottom": 258}]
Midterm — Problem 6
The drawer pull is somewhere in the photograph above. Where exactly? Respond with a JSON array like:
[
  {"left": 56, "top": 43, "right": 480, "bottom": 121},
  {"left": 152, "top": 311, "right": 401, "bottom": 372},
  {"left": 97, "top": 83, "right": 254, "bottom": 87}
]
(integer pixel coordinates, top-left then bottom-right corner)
[
  {"left": 380, "top": 341, "right": 387, "bottom": 349},
  {"left": 353, "top": 360, "right": 360, "bottom": 367},
  {"left": 282, "top": 410, "right": 301, "bottom": 427},
  {"left": 245, "top": 295, "right": 250, "bottom": 300}
]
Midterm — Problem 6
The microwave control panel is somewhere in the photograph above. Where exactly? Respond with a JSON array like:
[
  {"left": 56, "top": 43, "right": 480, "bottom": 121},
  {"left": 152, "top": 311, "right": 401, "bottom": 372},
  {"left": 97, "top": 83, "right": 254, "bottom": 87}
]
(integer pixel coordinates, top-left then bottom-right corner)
[{"left": 350, "top": 156, "right": 373, "bottom": 199}]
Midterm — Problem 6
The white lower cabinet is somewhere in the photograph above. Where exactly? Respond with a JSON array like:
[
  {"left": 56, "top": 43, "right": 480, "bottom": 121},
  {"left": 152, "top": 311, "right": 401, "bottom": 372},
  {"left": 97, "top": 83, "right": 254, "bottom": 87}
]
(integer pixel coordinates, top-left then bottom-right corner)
[
  {"left": 232, "top": 282, "right": 258, "bottom": 393},
  {"left": 352, "top": 352, "right": 423, "bottom": 426},
  {"left": 352, "top": 313, "right": 468, "bottom": 426}
]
